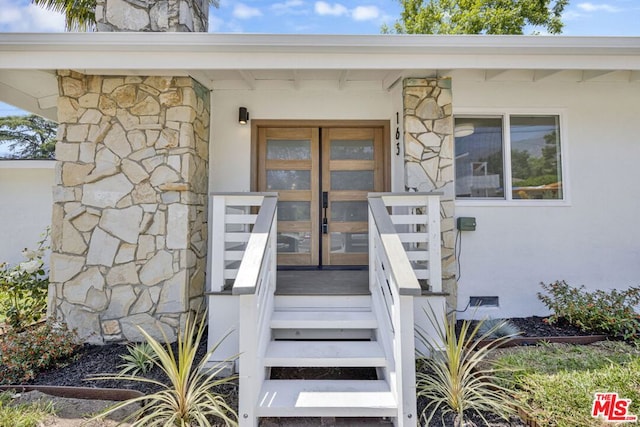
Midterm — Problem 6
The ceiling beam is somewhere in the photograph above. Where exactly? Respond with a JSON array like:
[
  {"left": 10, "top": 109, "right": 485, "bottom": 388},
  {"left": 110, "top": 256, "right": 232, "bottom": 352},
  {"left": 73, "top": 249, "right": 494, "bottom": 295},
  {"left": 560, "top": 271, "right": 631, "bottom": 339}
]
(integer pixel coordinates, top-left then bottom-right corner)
[
  {"left": 436, "top": 69, "right": 453, "bottom": 78},
  {"left": 582, "top": 70, "right": 618, "bottom": 81},
  {"left": 292, "top": 70, "right": 300, "bottom": 90},
  {"left": 629, "top": 71, "right": 640, "bottom": 82},
  {"left": 238, "top": 70, "right": 256, "bottom": 90},
  {"left": 484, "top": 69, "right": 508, "bottom": 81},
  {"left": 189, "top": 70, "right": 214, "bottom": 90},
  {"left": 382, "top": 71, "right": 403, "bottom": 91},
  {"left": 533, "top": 70, "right": 562, "bottom": 82},
  {"left": 338, "top": 70, "right": 348, "bottom": 90},
  {"left": 38, "top": 94, "right": 58, "bottom": 110},
  {"left": 0, "top": 81, "right": 57, "bottom": 121}
]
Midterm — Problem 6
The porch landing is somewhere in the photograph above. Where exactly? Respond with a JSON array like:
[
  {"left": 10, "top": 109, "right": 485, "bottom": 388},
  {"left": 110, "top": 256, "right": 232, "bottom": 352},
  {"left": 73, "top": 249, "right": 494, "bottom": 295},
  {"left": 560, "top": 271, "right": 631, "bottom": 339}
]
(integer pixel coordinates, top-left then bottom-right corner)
[{"left": 275, "top": 270, "right": 369, "bottom": 295}]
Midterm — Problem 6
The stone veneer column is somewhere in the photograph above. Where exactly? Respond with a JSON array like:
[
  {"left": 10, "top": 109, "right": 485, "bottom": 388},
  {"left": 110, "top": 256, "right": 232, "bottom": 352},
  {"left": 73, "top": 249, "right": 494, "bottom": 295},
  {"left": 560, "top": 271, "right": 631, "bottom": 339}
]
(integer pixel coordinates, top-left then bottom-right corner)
[
  {"left": 95, "top": 0, "right": 210, "bottom": 32},
  {"left": 50, "top": 71, "right": 210, "bottom": 343},
  {"left": 402, "top": 78, "right": 457, "bottom": 309}
]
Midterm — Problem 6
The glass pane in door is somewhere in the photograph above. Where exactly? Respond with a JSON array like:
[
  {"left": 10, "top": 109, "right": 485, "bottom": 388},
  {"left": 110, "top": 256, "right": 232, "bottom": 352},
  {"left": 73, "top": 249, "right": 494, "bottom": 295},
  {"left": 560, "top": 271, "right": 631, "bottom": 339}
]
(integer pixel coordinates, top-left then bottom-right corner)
[
  {"left": 330, "top": 139, "right": 374, "bottom": 160},
  {"left": 267, "top": 139, "right": 311, "bottom": 160},
  {"left": 330, "top": 171, "right": 375, "bottom": 191},
  {"left": 330, "top": 201, "right": 368, "bottom": 222},
  {"left": 266, "top": 170, "right": 311, "bottom": 190},
  {"left": 330, "top": 232, "right": 369, "bottom": 253},
  {"left": 277, "top": 201, "right": 311, "bottom": 221}
]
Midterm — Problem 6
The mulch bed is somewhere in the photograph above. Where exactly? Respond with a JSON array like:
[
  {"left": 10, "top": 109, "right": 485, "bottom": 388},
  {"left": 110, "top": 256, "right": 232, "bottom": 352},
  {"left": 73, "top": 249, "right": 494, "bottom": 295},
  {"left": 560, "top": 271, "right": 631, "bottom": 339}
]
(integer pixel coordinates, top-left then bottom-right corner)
[{"left": 17, "top": 316, "right": 606, "bottom": 426}]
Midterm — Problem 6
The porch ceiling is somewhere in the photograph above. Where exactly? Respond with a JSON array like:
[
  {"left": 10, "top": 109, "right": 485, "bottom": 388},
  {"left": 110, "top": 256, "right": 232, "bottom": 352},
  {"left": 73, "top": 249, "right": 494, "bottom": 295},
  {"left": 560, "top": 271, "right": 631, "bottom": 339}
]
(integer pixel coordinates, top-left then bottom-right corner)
[{"left": 2, "top": 33, "right": 640, "bottom": 120}]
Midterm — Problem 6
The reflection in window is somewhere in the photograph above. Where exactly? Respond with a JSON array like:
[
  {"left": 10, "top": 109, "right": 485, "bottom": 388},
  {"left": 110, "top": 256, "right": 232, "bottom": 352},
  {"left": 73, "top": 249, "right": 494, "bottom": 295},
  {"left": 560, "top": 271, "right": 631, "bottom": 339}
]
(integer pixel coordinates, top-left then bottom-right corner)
[
  {"left": 277, "top": 232, "right": 311, "bottom": 253},
  {"left": 454, "top": 114, "right": 563, "bottom": 201},
  {"left": 455, "top": 117, "right": 504, "bottom": 198},
  {"left": 510, "top": 116, "right": 563, "bottom": 200},
  {"left": 330, "top": 232, "right": 369, "bottom": 253}
]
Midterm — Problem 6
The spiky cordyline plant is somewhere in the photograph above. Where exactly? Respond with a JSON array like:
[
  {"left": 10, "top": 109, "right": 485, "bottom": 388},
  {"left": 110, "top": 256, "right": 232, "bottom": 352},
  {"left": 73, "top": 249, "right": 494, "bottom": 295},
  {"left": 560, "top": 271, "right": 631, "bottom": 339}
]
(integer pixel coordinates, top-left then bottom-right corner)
[
  {"left": 91, "top": 312, "right": 237, "bottom": 427},
  {"left": 416, "top": 307, "right": 519, "bottom": 427}
]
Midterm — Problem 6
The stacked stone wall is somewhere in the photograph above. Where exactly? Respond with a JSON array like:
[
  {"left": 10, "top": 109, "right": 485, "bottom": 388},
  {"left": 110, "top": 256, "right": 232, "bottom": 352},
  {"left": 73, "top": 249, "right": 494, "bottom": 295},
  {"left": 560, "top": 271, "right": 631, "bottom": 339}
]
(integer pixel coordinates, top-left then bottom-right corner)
[
  {"left": 50, "top": 71, "right": 209, "bottom": 343},
  {"left": 402, "top": 78, "right": 457, "bottom": 308},
  {"left": 95, "top": 0, "right": 209, "bottom": 32}
]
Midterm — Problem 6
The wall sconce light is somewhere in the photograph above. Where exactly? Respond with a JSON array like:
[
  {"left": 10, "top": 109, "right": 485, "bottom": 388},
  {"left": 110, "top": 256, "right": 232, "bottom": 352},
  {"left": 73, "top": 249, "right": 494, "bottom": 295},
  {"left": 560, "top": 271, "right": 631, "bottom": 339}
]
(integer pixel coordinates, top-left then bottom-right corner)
[{"left": 239, "top": 107, "right": 249, "bottom": 125}]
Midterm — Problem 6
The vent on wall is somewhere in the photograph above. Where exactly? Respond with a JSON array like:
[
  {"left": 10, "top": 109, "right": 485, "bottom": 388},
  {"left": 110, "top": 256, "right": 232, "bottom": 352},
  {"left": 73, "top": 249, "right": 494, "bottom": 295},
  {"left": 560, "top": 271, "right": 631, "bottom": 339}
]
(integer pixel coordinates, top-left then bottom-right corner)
[{"left": 470, "top": 296, "right": 499, "bottom": 307}]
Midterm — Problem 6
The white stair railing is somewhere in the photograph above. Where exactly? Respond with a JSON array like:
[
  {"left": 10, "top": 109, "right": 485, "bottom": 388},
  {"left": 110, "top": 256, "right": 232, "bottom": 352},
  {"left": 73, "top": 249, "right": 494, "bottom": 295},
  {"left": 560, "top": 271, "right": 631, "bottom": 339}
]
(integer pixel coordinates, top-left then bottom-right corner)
[
  {"left": 208, "top": 193, "right": 278, "bottom": 427},
  {"left": 368, "top": 192, "right": 442, "bottom": 426}
]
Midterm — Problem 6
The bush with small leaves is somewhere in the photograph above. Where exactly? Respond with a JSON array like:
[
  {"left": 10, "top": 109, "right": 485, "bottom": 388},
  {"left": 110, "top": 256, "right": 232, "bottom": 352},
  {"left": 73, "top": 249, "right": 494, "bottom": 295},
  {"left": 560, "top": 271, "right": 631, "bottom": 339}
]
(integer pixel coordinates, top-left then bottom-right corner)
[
  {"left": 0, "top": 229, "right": 49, "bottom": 331},
  {"left": 0, "top": 320, "right": 79, "bottom": 384},
  {"left": 538, "top": 281, "right": 640, "bottom": 340}
]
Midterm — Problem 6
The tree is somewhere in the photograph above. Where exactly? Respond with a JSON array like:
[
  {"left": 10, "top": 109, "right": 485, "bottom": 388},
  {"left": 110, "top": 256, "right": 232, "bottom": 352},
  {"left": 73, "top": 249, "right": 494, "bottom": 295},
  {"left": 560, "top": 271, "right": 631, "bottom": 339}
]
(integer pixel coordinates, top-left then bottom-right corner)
[
  {"left": 387, "top": 0, "right": 569, "bottom": 35},
  {"left": 31, "top": 0, "right": 219, "bottom": 32},
  {"left": 0, "top": 115, "right": 57, "bottom": 159},
  {"left": 31, "top": 0, "right": 96, "bottom": 31}
]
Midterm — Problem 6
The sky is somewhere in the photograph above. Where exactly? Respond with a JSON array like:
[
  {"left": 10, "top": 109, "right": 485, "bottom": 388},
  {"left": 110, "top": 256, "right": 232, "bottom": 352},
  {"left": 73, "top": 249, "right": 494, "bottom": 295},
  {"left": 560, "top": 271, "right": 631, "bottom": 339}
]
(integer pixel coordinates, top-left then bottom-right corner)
[
  {"left": 1, "top": 0, "right": 640, "bottom": 36},
  {"left": 1, "top": 0, "right": 640, "bottom": 117}
]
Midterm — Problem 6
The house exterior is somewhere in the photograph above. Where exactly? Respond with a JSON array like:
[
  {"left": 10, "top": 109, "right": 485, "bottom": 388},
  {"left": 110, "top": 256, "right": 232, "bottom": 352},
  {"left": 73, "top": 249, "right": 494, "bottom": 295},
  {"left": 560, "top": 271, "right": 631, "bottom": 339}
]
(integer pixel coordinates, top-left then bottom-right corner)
[{"left": 1, "top": 4, "right": 640, "bottom": 423}]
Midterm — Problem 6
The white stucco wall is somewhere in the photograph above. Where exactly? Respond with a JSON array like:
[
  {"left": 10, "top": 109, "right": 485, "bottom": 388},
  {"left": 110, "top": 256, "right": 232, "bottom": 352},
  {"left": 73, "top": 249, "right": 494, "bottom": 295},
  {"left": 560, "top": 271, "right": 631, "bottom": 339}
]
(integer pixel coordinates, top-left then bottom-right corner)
[
  {"left": 452, "top": 77, "right": 640, "bottom": 319},
  {"left": 208, "top": 77, "right": 640, "bottom": 321},
  {"left": 0, "top": 161, "right": 54, "bottom": 266},
  {"left": 209, "top": 84, "right": 400, "bottom": 192}
]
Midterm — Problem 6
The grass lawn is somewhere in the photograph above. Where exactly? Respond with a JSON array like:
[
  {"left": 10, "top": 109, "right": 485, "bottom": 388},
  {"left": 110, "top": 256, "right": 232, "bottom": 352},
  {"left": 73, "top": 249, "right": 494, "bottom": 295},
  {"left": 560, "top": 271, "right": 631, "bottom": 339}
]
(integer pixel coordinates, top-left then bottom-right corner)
[
  {"left": 0, "top": 392, "right": 54, "bottom": 427},
  {"left": 492, "top": 341, "right": 640, "bottom": 427}
]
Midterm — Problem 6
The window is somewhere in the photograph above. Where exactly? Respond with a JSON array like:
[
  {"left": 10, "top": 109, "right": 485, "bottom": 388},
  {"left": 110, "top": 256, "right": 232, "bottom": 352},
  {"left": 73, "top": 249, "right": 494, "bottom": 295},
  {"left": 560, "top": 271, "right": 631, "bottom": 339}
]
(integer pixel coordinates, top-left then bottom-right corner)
[{"left": 454, "top": 114, "right": 563, "bottom": 201}]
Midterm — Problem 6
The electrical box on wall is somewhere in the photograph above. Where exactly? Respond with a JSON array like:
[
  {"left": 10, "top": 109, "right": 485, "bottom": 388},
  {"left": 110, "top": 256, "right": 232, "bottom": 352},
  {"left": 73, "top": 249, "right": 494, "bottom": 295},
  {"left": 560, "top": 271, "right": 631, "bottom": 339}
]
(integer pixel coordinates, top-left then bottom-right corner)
[{"left": 457, "top": 217, "right": 476, "bottom": 231}]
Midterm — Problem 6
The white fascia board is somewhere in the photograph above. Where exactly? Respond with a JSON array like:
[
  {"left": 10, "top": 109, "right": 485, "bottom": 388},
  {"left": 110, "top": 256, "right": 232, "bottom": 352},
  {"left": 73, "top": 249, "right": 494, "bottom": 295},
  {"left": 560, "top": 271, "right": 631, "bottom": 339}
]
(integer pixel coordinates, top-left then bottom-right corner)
[{"left": 1, "top": 33, "right": 640, "bottom": 71}]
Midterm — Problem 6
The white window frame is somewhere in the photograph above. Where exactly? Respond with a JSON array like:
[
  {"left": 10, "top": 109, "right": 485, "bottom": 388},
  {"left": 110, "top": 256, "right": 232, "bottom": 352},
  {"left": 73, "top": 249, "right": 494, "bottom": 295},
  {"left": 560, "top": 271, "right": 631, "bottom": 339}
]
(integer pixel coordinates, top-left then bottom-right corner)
[{"left": 453, "top": 108, "right": 570, "bottom": 207}]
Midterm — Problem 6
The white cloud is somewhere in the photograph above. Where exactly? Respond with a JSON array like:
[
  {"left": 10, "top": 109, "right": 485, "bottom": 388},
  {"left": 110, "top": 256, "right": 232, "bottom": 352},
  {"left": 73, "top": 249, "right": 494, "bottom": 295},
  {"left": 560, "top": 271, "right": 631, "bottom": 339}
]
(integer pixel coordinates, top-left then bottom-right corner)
[
  {"left": 352, "top": 5, "right": 380, "bottom": 21},
  {"left": 272, "top": 0, "right": 306, "bottom": 15},
  {"left": 0, "top": 0, "right": 65, "bottom": 32},
  {"left": 232, "top": 3, "right": 262, "bottom": 19},
  {"left": 314, "top": 1, "right": 349, "bottom": 17},
  {"left": 577, "top": 2, "right": 620, "bottom": 13}
]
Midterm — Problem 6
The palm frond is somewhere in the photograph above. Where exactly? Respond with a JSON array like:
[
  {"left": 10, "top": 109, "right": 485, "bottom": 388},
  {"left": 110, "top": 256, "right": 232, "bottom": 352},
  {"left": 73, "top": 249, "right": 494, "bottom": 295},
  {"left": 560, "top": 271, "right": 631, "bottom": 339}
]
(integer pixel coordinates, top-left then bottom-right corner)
[{"left": 31, "top": 0, "right": 96, "bottom": 31}]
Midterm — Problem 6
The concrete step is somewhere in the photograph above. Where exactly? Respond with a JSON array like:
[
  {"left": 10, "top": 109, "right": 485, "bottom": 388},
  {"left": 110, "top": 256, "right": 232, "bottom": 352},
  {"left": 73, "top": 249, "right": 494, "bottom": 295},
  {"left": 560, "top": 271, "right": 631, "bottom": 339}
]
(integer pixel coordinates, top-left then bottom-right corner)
[
  {"left": 256, "top": 380, "right": 396, "bottom": 418},
  {"left": 264, "top": 340, "right": 385, "bottom": 367},
  {"left": 270, "top": 310, "right": 377, "bottom": 330}
]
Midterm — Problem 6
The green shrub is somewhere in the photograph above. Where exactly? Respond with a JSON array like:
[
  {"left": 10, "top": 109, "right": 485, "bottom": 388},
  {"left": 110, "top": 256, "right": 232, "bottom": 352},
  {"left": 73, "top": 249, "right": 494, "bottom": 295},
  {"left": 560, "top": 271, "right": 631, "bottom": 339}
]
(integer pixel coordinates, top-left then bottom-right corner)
[
  {"left": 0, "top": 230, "right": 49, "bottom": 331},
  {"left": 538, "top": 281, "right": 640, "bottom": 340},
  {"left": 0, "top": 320, "right": 79, "bottom": 384},
  {"left": 416, "top": 309, "right": 519, "bottom": 426}
]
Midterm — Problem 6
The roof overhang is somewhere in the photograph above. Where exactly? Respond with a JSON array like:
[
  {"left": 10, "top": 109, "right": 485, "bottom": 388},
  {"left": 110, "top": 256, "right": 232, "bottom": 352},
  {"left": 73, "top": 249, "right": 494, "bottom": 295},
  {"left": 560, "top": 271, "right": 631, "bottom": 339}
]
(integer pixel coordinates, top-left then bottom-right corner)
[{"left": 2, "top": 33, "right": 640, "bottom": 121}]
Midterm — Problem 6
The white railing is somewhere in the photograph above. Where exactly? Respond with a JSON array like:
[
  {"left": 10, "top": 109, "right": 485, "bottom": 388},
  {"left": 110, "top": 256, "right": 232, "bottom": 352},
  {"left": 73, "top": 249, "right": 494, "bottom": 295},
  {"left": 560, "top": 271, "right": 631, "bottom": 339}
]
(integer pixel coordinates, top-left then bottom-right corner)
[
  {"left": 208, "top": 193, "right": 278, "bottom": 427},
  {"left": 368, "top": 192, "right": 442, "bottom": 426}
]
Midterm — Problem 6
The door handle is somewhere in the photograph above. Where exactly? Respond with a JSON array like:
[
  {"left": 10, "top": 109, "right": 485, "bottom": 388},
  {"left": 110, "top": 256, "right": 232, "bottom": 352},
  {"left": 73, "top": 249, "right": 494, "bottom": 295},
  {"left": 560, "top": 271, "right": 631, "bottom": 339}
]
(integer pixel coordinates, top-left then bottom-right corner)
[{"left": 322, "top": 192, "right": 328, "bottom": 234}]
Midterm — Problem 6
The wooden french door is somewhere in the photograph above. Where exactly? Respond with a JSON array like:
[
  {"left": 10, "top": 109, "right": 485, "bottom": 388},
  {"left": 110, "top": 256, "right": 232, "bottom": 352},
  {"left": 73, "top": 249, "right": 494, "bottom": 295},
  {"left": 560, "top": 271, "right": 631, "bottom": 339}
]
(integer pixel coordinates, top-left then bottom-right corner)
[{"left": 257, "top": 124, "right": 386, "bottom": 267}]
